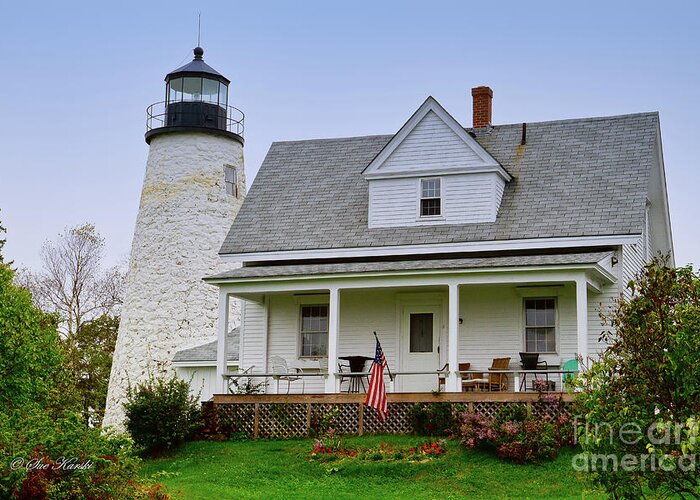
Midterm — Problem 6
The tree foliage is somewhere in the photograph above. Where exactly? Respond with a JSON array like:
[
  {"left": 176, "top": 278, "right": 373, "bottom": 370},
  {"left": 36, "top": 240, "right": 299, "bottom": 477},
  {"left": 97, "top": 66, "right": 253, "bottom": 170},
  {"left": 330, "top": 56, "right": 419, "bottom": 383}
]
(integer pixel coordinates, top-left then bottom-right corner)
[
  {"left": 20, "top": 223, "right": 124, "bottom": 337},
  {"left": 575, "top": 258, "right": 700, "bottom": 498},
  {"left": 124, "top": 375, "right": 201, "bottom": 456},
  {"left": 0, "top": 230, "right": 165, "bottom": 498},
  {"left": 17, "top": 223, "right": 125, "bottom": 426},
  {"left": 64, "top": 314, "right": 119, "bottom": 426},
  {"left": 0, "top": 262, "right": 75, "bottom": 413},
  {"left": 0, "top": 209, "right": 6, "bottom": 263}
]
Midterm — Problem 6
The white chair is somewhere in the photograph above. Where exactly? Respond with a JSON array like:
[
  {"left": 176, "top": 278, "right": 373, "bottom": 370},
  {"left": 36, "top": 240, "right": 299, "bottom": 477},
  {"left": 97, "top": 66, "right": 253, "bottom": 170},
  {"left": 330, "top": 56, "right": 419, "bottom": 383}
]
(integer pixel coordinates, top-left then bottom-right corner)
[{"left": 270, "top": 356, "right": 304, "bottom": 394}]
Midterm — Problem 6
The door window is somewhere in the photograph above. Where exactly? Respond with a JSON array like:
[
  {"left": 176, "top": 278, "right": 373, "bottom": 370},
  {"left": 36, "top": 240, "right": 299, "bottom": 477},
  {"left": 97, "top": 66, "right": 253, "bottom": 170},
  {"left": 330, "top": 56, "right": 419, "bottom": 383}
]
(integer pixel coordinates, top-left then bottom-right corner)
[{"left": 409, "top": 313, "right": 433, "bottom": 353}]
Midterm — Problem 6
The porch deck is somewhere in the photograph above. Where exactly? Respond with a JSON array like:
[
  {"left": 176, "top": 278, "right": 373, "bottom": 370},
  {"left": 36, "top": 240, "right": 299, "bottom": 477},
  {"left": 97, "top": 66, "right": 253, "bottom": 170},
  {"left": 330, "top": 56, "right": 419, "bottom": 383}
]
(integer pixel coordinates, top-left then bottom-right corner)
[{"left": 209, "top": 390, "right": 574, "bottom": 439}]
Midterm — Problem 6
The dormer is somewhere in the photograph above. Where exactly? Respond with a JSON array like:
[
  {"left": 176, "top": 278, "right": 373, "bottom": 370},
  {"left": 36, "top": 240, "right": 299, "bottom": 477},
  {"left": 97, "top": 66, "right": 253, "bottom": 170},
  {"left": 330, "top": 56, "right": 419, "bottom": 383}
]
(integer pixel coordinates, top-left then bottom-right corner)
[{"left": 363, "top": 95, "right": 511, "bottom": 229}]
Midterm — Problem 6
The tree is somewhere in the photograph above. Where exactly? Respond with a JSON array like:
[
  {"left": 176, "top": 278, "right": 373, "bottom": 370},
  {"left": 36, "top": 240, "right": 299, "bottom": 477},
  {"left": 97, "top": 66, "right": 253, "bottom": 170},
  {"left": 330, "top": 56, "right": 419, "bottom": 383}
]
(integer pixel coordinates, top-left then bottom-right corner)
[
  {"left": 0, "top": 222, "right": 163, "bottom": 497},
  {"left": 0, "top": 209, "right": 6, "bottom": 263},
  {"left": 64, "top": 315, "right": 119, "bottom": 426},
  {"left": 574, "top": 258, "right": 700, "bottom": 498},
  {"left": 18, "top": 223, "right": 125, "bottom": 425},
  {"left": 0, "top": 261, "right": 75, "bottom": 413},
  {"left": 22, "top": 223, "right": 124, "bottom": 337}
]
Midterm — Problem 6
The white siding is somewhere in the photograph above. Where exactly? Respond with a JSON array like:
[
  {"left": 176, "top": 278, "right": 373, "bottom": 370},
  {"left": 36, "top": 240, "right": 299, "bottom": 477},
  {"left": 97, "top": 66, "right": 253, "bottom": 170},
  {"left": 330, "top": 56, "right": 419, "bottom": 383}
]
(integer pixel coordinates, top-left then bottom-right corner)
[
  {"left": 645, "top": 206, "right": 652, "bottom": 261},
  {"left": 622, "top": 234, "right": 647, "bottom": 300},
  {"left": 368, "top": 179, "right": 417, "bottom": 227},
  {"left": 458, "top": 285, "right": 578, "bottom": 373},
  {"left": 240, "top": 285, "right": 610, "bottom": 393},
  {"left": 587, "top": 281, "right": 618, "bottom": 360},
  {"left": 241, "top": 300, "right": 267, "bottom": 371},
  {"left": 380, "top": 110, "right": 484, "bottom": 172},
  {"left": 176, "top": 365, "right": 237, "bottom": 402},
  {"left": 368, "top": 172, "right": 503, "bottom": 228},
  {"left": 494, "top": 176, "right": 505, "bottom": 218}
]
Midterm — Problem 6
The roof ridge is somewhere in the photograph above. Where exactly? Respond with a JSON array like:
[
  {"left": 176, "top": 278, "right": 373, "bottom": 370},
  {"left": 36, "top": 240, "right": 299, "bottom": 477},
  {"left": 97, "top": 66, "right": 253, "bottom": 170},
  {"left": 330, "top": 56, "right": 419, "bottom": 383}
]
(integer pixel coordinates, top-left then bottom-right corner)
[
  {"left": 481, "top": 111, "right": 659, "bottom": 130},
  {"left": 269, "top": 112, "right": 659, "bottom": 145},
  {"left": 272, "top": 133, "right": 393, "bottom": 145}
]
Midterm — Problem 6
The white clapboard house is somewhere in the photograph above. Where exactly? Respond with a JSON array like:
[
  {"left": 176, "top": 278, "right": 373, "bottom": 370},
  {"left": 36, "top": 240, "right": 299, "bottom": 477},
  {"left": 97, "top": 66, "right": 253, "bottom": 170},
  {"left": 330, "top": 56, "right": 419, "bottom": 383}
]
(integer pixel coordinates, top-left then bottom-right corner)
[{"left": 199, "top": 87, "right": 673, "bottom": 395}]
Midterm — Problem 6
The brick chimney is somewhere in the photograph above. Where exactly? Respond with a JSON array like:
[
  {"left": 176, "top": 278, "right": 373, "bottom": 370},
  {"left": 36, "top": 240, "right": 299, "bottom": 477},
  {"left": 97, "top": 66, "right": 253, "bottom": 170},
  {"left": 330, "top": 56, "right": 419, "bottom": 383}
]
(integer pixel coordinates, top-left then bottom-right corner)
[{"left": 471, "top": 86, "right": 493, "bottom": 128}]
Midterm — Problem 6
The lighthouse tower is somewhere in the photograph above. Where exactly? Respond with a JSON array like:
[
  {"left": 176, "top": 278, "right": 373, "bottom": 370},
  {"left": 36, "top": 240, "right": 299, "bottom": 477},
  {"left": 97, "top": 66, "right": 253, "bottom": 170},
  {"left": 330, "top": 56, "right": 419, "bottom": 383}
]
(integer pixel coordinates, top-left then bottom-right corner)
[{"left": 104, "top": 47, "right": 245, "bottom": 428}]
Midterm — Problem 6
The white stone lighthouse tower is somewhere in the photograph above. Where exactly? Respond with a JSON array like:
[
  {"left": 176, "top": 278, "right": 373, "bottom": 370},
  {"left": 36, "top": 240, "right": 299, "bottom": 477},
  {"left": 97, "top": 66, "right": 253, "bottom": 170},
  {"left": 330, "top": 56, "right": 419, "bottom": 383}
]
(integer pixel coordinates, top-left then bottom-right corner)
[{"left": 104, "top": 47, "right": 245, "bottom": 428}]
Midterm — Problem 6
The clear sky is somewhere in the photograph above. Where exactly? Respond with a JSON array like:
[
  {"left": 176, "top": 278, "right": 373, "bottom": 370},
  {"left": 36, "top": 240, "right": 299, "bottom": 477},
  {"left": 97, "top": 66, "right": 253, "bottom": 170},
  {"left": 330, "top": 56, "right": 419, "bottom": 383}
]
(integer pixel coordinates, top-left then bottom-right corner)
[{"left": 1, "top": 0, "right": 698, "bottom": 269}]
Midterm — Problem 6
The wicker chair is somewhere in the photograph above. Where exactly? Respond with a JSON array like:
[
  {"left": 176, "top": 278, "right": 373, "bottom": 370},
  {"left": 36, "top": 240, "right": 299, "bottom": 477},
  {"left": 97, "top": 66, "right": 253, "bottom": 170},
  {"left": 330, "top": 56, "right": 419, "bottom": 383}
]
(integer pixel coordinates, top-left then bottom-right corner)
[
  {"left": 462, "top": 357, "right": 511, "bottom": 392},
  {"left": 438, "top": 363, "right": 472, "bottom": 391}
]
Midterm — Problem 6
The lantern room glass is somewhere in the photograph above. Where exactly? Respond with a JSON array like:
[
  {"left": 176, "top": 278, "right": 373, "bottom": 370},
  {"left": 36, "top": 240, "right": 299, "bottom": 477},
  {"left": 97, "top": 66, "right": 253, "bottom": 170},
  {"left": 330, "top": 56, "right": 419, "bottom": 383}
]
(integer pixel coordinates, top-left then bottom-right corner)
[{"left": 166, "top": 77, "right": 228, "bottom": 107}]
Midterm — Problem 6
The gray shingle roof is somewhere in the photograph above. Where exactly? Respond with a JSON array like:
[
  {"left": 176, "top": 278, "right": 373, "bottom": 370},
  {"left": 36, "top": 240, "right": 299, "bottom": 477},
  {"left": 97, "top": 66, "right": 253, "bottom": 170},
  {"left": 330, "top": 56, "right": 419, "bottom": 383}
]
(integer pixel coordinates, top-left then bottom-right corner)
[
  {"left": 172, "top": 327, "right": 239, "bottom": 363},
  {"left": 208, "top": 251, "right": 613, "bottom": 280},
  {"left": 220, "top": 112, "right": 658, "bottom": 255}
]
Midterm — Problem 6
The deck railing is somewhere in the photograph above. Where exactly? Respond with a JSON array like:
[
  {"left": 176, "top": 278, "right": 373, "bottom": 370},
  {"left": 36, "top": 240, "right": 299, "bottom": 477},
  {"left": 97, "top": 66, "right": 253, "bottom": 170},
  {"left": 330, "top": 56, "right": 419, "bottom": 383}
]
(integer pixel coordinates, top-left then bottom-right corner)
[{"left": 223, "top": 368, "right": 578, "bottom": 394}]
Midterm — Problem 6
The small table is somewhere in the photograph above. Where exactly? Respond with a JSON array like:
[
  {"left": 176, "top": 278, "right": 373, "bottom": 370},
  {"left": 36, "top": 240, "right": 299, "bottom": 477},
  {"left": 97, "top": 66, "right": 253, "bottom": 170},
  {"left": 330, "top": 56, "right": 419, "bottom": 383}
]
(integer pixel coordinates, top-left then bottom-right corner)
[
  {"left": 519, "top": 365, "right": 560, "bottom": 392},
  {"left": 338, "top": 355, "right": 373, "bottom": 393}
]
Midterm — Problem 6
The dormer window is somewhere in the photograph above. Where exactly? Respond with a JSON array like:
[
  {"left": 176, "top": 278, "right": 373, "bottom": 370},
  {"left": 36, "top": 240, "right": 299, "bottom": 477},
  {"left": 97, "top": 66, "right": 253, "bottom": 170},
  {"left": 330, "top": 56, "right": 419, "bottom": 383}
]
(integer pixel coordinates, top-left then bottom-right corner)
[{"left": 420, "top": 178, "right": 442, "bottom": 217}]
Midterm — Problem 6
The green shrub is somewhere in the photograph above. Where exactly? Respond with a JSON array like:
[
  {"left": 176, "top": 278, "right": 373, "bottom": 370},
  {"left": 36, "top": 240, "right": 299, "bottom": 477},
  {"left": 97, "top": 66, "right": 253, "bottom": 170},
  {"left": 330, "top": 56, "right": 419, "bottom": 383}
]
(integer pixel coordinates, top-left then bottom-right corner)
[
  {"left": 0, "top": 406, "right": 167, "bottom": 499},
  {"left": 574, "top": 260, "right": 700, "bottom": 498},
  {"left": 0, "top": 260, "right": 164, "bottom": 497},
  {"left": 124, "top": 375, "right": 201, "bottom": 456},
  {"left": 0, "top": 264, "right": 76, "bottom": 414},
  {"left": 410, "top": 403, "right": 457, "bottom": 436}
]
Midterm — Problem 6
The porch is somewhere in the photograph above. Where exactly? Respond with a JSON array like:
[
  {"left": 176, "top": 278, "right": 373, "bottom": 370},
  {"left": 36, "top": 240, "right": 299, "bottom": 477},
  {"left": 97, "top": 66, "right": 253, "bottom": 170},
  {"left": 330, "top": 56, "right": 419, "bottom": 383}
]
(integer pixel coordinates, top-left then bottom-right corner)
[
  {"left": 208, "top": 392, "right": 575, "bottom": 439},
  {"left": 208, "top": 253, "right": 616, "bottom": 396}
]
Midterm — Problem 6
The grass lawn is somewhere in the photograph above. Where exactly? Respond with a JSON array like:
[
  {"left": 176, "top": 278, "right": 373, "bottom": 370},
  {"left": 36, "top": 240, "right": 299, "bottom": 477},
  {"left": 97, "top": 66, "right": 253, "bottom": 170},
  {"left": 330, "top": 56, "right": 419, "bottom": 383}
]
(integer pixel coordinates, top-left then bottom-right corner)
[{"left": 141, "top": 436, "right": 602, "bottom": 499}]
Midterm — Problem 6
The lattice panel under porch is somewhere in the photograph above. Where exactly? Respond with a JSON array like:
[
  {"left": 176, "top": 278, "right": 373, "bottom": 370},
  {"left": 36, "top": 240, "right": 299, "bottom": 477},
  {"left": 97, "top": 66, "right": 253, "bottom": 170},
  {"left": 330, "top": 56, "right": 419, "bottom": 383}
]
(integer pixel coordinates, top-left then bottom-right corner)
[
  {"left": 310, "top": 403, "right": 359, "bottom": 435},
  {"left": 472, "top": 401, "right": 510, "bottom": 420},
  {"left": 363, "top": 402, "right": 414, "bottom": 434},
  {"left": 217, "top": 403, "right": 255, "bottom": 436},
  {"left": 531, "top": 401, "right": 572, "bottom": 420},
  {"left": 258, "top": 403, "right": 309, "bottom": 438}
]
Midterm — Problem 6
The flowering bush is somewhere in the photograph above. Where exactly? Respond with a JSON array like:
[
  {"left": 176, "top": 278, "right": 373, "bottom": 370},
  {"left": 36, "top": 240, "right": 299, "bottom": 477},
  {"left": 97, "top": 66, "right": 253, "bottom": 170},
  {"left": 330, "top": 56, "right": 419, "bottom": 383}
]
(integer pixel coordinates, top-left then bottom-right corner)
[
  {"left": 310, "top": 440, "right": 447, "bottom": 462},
  {"left": 0, "top": 406, "right": 167, "bottom": 499},
  {"left": 457, "top": 401, "right": 572, "bottom": 463},
  {"left": 574, "top": 260, "right": 700, "bottom": 498},
  {"left": 410, "top": 403, "right": 458, "bottom": 436}
]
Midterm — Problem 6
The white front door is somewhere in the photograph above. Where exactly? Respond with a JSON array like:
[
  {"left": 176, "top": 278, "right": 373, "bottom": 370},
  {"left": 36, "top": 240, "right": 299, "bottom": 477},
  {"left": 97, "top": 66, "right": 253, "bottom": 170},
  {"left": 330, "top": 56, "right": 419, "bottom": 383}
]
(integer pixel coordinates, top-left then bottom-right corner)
[{"left": 400, "top": 305, "right": 441, "bottom": 392}]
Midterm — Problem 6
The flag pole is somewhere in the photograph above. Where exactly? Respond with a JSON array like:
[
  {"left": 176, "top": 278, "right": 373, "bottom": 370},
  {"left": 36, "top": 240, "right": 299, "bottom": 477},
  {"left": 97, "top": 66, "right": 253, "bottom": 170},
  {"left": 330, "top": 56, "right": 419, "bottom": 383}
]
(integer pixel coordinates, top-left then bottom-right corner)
[{"left": 373, "top": 331, "right": 394, "bottom": 381}]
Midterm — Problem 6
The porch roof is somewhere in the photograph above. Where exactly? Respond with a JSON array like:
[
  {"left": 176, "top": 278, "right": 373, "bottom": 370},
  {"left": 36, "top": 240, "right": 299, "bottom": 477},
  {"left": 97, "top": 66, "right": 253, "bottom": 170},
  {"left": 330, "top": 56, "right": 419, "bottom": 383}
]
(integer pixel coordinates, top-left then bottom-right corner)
[
  {"left": 173, "top": 327, "right": 239, "bottom": 364},
  {"left": 207, "top": 251, "right": 613, "bottom": 281}
]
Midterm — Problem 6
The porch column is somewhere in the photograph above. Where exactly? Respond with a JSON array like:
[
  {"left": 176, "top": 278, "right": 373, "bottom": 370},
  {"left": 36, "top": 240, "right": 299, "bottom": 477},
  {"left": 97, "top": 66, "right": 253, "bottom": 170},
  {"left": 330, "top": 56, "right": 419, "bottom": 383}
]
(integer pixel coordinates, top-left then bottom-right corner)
[
  {"left": 216, "top": 289, "right": 230, "bottom": 394},
  {"left": 446, "top": 283, "right": 460, "bottom": 392},
  {"left": 325, "top": 287, "right": 340, "bottom": 393},
  {"left": 575, "top": 276, "right": 589, "bottom": 369}
]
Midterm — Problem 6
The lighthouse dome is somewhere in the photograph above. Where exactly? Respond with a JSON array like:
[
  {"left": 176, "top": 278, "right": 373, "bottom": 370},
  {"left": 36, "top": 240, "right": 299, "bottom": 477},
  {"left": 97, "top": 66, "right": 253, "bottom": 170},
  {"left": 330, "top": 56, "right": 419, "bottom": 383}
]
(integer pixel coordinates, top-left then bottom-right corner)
[{"left": 145, "top": 47, "right": 243, "bottom": 144}]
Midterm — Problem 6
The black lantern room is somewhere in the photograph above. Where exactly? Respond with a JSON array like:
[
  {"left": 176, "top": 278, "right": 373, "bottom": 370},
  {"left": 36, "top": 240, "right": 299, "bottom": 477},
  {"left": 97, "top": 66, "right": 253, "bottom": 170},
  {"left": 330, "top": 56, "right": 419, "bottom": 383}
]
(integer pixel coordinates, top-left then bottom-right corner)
[{"left": 145, "top": 47, "right": 244, "bottom": 144}]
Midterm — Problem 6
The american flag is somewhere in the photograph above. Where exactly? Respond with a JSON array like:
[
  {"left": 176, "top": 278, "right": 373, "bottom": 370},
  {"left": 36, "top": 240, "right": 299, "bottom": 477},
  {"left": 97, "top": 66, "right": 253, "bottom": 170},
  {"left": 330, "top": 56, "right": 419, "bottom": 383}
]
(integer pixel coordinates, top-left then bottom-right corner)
[{"left": 365, "top": 337, "right": 388, "bottom": 421}]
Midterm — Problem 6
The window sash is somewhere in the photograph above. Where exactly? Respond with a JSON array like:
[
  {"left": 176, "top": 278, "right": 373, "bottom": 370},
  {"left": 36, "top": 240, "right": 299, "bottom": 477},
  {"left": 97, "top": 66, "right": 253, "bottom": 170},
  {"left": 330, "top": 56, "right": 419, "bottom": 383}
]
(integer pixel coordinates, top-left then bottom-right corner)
[
  {"left": 224, "top": 165, "right": 237, "bottom": 197},
  {"left": 300, "top": 305, "right": 329, "bottom": 357},
  {"left": 421, "top": 178, "right": 440, "bottom": 198},
  {"left": 524, "top": 298, "right": 556, "bottom": 352},
  {"left": 420, "top": 178, "right": 442, "bottom": 217},
  {"left": 420, "top": 198, "right": 441, "bottom": 217}
]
